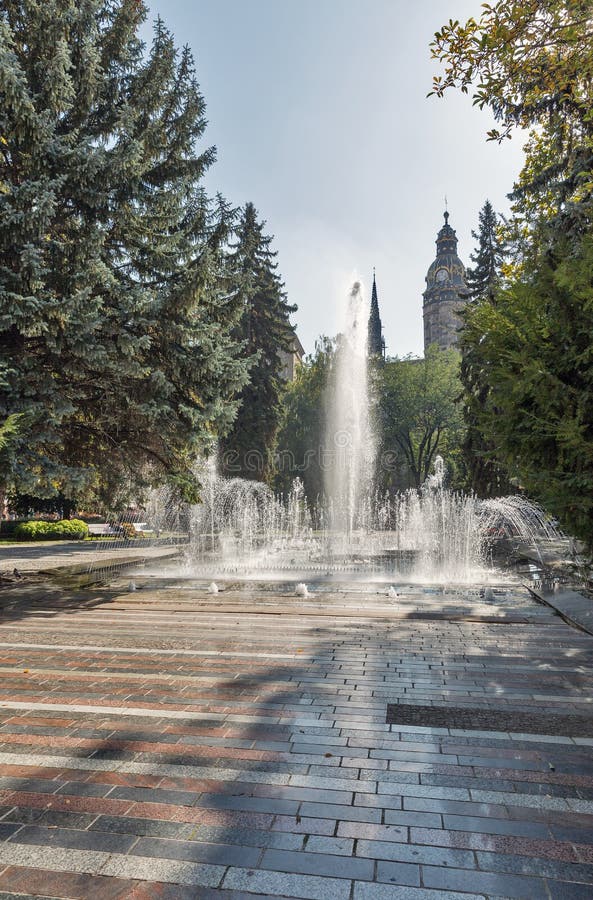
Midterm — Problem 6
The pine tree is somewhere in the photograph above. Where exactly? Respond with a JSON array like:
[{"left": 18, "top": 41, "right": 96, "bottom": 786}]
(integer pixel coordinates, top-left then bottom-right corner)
[
  {"left": 0, "top": 1, "right": 248, "bottom": 506},
  {"left": 465, "top": 201, "right": 505, "bottom": 301},
  {"left": 220, "top": 203, "right": 296, "bottom": 482}
]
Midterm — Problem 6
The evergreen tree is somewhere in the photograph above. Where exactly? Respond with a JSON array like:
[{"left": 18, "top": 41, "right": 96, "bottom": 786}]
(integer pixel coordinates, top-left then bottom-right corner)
[
  {"left": 459, "top": 329, "right": 514, "bottom": 498},
  {"left": 465, "top": 201, "right": 505, "bottom": 301},
  {"left": 460, "top": 230, "right": 593, "bottom": 549},
  {"left": 220, "top": 203, "right": 296, "bottom": 482},
  {"left": 0, "top": 1, "right": 248, "bottom": 506},
  {"left": 460, "top": 200, "right": 512, "bottom": 496}
]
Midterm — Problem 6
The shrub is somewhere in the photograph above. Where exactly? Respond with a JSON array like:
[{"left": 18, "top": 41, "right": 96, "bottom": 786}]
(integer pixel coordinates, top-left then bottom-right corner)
[
  {"left": 15, "top": 521, "right": 50, "bottom": 541},
  {"left": 120, "top": 522, "right": 137, "bottom": 540},
  {"left": 52, "top": 519, "right": 89, "bottom": 539},
  {"left": 14, "top": 519, "right": 89, "bottom": 541}
]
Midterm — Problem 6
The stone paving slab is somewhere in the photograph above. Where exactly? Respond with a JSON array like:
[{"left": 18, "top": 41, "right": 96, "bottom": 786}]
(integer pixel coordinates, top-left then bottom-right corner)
[
  {"left": 0, "top": 583, "right": 591, "bottom": 897},
  {"left": 533, "top": 587, "right": 593, "bottom": 636}
]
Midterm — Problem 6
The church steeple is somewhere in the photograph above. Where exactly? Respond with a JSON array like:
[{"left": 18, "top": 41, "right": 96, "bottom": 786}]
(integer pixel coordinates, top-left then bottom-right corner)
[{"left": 368, "top": 269, "right": 385, "bottom": 359}]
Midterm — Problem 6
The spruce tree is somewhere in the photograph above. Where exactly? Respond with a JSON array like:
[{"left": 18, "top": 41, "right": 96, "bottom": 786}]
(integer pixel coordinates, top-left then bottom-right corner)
[
  {"left": 0, "top": 1, "right": 248, "bottom": 506},
  {"left": 220, "top": 203, "right": 296, "bottom": 482},
  {"left": 465, "top": 200, "right": 505, "bottom": 301},
  {"left": 460, "top": 200, "right": 512, "bottom": 496}
]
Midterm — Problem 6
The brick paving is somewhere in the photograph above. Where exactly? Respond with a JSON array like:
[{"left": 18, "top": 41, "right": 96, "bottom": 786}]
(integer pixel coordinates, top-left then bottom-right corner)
[{"left": 0, "top": 581, "right": 592, "bottom": 897}]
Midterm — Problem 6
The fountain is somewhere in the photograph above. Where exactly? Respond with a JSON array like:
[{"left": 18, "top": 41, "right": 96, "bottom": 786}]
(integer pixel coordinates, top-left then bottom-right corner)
[
  {"left": 170, "top": 279, "right": 563, "bottom": 586},
  {"left": 324, "top": 281, "right": 375, "bottom": 538},
  {"left": 91, "top": 279, "right": 565, "bottom": 589}
]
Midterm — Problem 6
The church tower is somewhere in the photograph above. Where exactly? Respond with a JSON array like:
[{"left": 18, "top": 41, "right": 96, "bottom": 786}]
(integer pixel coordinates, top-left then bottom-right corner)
[
  {"left": 423, "top": 211, "right": 469, "bottom": 351},
  {"left": 368, "top": 270, "right": 385, "bottom": 359}
]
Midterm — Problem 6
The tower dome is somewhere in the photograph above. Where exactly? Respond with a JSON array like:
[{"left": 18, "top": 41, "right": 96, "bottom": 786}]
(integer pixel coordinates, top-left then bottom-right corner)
[{"left": 423, "top": 211, "right": 469, "bottom": 351}]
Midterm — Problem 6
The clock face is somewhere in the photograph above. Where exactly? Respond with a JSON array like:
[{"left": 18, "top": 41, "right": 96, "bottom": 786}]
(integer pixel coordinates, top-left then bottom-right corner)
[{"left": 436, "top": 268, "right": 448, "bottom": 283}]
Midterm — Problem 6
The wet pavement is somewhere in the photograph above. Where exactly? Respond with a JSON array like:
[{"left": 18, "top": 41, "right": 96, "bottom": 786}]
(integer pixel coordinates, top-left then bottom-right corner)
[{"left": 0, "top": 581, "right": 592, "bottom": 898}]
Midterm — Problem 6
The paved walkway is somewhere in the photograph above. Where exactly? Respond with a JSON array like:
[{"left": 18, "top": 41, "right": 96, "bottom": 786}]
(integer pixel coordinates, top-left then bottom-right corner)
[
  {"left": 0, "top": 542, "right": 181, "bottom": 575},
  {"left": 0, "top": 581, "right": 592, "bottom": 898}
]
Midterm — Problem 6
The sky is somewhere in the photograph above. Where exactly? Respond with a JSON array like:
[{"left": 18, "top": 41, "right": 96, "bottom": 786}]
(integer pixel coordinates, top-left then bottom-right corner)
[{"left": 144, "top": 0, "right": 525, "bottom": 359}]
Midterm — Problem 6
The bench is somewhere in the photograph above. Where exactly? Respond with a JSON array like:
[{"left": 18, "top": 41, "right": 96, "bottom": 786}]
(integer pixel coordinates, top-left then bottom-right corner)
[
  {"left": 87, "top": 523, "right": 122, "bottom": 537},
  {"left": 131, "top": 523, "right": 155, "bottom": 535}
]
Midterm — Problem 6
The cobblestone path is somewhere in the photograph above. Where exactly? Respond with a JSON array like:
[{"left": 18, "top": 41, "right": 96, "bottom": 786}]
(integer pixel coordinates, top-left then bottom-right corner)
[{"left": 0, "top": 583, "right": 592, "bottom": 898}]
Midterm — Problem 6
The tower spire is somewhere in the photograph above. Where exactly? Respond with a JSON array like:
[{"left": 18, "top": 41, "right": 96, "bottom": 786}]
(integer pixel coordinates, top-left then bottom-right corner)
[{"left": 368, "top": 269, "right": 385, "bottom": 360}]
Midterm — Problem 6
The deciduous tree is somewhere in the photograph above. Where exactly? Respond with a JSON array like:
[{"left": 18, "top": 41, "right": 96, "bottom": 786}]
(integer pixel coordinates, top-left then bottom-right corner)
[
  {"left": 378, "top": 347, "right": 465, "bottom": 491},
  {"left": 430, "top": 1, "right": 593, "bottom": 231},
  {"left": 273, "top": 338, "right": 334, "bottom": 504}
]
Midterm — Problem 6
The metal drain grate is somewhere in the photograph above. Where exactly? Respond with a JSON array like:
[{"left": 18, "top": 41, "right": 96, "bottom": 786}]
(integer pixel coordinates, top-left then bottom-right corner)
[{"left": 386, "top": 704, "right": 593, "bottom": 736}]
